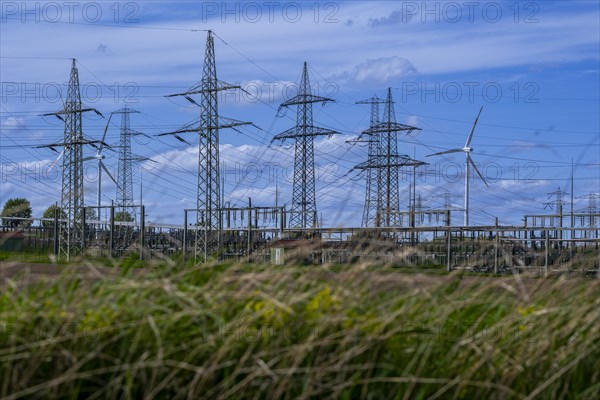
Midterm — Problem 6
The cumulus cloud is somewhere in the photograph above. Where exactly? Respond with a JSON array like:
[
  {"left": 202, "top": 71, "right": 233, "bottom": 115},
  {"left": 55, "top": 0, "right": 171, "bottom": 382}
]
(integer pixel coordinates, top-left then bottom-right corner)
[
  {"left": 368, "top": 10, "right": 412, "bottom": 27},
  {"left": 406, "top": 115, "right": 419, "bottom": 127},
  {"left": 1, "top": 116, "right": 26, "bottom": 130},
  {"left": 335, "top": 56, "right": 417, "bottom": 85},
  {"left": 508, "top": 141, "right": 560, "bottom": 157},
  {"left": 219, "top": 80, "right": 298, "bottom": 105}
]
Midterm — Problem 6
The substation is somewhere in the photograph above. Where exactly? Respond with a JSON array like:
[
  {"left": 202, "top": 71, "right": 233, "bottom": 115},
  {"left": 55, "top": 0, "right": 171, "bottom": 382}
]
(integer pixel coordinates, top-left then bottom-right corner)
[{"left": 2, "top": 31, "right": 599, "bottom": 276}]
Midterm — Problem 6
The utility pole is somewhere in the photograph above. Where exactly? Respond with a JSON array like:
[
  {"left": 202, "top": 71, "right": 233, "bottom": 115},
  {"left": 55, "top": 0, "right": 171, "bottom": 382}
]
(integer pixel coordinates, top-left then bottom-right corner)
[
  {"left": 570, "top": 159, "right": 574, "bottom": 245},
  {"left": 271, "top": 62, "right": 338, "bottom": 229},
  {"left": 160, "top": 31, "right": 251, "bottom": 262}
]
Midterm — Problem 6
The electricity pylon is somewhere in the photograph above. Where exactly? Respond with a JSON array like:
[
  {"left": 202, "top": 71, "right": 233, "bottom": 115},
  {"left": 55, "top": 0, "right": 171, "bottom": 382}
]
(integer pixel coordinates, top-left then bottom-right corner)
[
  {"left": 355, "top": 95, "right": 385, "bottom": 227},
  {"left": 114, "top": 105, "right": 141, "bottom": 219},
  {"left": 352, "top": 88, "right": 423, "bottom": 227},
  {"left": 160, "top": 30, "right": 251, "bottom": 262},
  {"left": 544, "top": 187, "right": 569, "bottom": 217},
  {"left": 272, "top": 62, "right": 338, "bottom": 229},
  {"left": 434, "top": 191, "right": 462, "bottom": 211},
  {"left": 577, "top": 192, "right": 599, "bottom": 226},
  {"left": 39, "top": 59, "right": 104, "bottom": 261},
  {"left": 544, "top": 187, "right": 570, "bottom": 242}
]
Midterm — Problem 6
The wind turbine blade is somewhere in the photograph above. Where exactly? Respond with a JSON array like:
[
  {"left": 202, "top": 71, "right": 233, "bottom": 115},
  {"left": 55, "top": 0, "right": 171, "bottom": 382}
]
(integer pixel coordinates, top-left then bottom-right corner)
[
  {"left": 426, "top": 148, "right": 463, "bottom": 157},
  {"left": 100, "top": 161, "right": 118, "bottom": 186},
  {"left": 99, "top": 113, "right": 113, "bottom": 153},
  {"left": 465, "top": 106, "right": 483, "bottom": 148},
  {"left": 468, "top": 155, "right": 488, "bottom": 187}
]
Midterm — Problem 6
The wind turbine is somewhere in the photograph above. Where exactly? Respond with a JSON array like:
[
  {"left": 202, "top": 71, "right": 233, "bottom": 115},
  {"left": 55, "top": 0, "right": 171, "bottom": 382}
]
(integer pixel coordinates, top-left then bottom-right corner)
[
  {"left": 427, "top": 106, "right": 488, "bottom": 226},
  {"left": 83, "top": 113, "right": 119, "bottom": 217}
]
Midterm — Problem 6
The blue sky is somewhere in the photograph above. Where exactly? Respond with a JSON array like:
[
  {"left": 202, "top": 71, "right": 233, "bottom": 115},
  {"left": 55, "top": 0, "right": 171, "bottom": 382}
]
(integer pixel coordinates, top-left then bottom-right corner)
[{"left": 1, "top": 0, "right": 599, "bottom": 227}]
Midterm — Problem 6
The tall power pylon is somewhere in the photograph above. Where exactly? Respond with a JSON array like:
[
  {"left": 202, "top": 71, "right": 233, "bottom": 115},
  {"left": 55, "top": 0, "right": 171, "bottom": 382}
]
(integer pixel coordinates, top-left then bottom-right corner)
[
  {"left": 40, "top": 59, "right": 103, "bottom": 261},
  {"left": 544, "top": 187, "right": 570, "bottom": 242},
  {"left": 434, "top": 191, "right": 462, "bottom": 211},
  {"left": 161, "top": 31, "right": 250, "bottom": 262},
  {"left": 577, "top": 193, "right": 599, "bottom": 226},
  {"left": 272, "top": 62, "right": 338, "bottom": 228},
  {"left": 352, "top": 88, "right": 422, "bottom": 227},
  {"left": 544, "top": 187, "right": 569, "bottom": 218},
  {"left": 114, "top": 105, "right": 140, "bottom": 219},
  {"left": 355, "top": 95, "right": 385, "bottom": 227}
]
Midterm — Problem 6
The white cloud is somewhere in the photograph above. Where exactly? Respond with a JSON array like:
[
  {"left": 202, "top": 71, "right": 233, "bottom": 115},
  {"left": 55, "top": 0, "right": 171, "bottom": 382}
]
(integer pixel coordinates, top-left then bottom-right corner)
[
  {"left": 1, "top": 116, "right": 26, "bottom": 129},
  {"left": 406, "top": 115, "right": 419, "bottom": 127},
  {"left": 334, "top": 56, "right": 417, "bottom": 85}
]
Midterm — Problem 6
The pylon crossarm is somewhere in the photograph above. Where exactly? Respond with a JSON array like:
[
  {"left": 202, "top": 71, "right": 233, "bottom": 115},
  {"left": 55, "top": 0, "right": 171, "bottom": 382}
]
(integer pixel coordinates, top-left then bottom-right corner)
[
  {"left": 166, "top": 79, "right": 242, "bottom": 98},
  {"left": 281, "top": 94, "right": 335, "bottom": 107},
  {"left": 363, "top": 123, "right": 421, "bottom": 135},
  {"left": 157, "top": 128, "right": 201, "bottom": 136},
  {"left": 42, "top": 108, "right": 102, "bottom": 117},
  {"left": 272, "top": 125, "right": 337, "bottom": 141},
  {"left": 216, "top": 116, "right": 253, "bottom": 130},
  {"left": 354, "top": 155, "right": 426, "bottom": 170},
  {"left": 346, "top": 138, "right": 375, "bottom": 145},
  {"left": 36, "top": 139, "right": 108, "bottom": 149},
  {"left": 157, "top": 116, "right": 251, "bottom": 138}
]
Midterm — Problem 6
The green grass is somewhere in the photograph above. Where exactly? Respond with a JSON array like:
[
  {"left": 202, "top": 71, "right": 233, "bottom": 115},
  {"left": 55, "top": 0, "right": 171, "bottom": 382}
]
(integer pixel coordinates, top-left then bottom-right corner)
[{"left": 1, "top": 262, "right": 599, "bottom": 399}]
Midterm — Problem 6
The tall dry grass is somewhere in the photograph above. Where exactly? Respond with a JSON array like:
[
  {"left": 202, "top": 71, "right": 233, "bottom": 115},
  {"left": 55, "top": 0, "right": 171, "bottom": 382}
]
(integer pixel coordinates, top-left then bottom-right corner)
[{"left": 1, "top": 261, "right": 599, "bottom": 399}]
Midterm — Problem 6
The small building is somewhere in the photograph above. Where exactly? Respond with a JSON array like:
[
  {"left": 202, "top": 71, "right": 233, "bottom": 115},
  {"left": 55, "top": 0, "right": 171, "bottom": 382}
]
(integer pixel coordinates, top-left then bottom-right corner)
[
  {"left": 0, "top": 231, "right": 24, "bottom": 252},
  {"left": 269, "top": 239, "right": 321, "bottom": 265}
]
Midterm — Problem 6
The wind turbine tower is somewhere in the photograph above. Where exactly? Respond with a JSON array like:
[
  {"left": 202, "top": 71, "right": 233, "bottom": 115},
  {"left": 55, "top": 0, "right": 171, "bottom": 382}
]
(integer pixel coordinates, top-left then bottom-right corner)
[{"left": 427, "top": 107, "right": 488, "bottom": 226}]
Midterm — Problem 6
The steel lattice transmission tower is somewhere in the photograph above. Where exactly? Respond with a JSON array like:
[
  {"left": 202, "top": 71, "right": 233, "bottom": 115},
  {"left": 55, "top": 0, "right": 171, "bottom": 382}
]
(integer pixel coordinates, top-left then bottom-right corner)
[
  {"left": 161, "top": 31, "right": 250, "bottom": 262},
  {"left": 578, "top": 193, "right": 599, "bottom": 226},
  {"left": 114, "top": 105, "right": 141, "bottom": 218},
  {"left": 40, "top": 59, "right": 103, "bottom": 261},
  {"left": 59, "top": 59, "right": 85, "bottom": 261},
  {"left": 544, "top": 187, "right": 570, "bottom": 242},
  {"left": 355, "top": 95, "right": 385, "bottom": 227},
  {"left": 544, "top": 187, "right": 570, "bottom": 218},
  {"left": 272, "top": 62, "right": 338, "bottom": 228},
  {"left": 434, "top": 191, "right": 462, "bottom": 211},
  {"left": 352, "top": 89, "right": 422, "bottom": 227}
]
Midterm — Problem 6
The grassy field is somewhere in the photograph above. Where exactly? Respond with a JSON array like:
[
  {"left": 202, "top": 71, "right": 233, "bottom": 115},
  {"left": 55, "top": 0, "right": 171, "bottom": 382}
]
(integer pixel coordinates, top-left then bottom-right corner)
[{"left": 1, "top": 260, "right": 599, "bottom": 399}]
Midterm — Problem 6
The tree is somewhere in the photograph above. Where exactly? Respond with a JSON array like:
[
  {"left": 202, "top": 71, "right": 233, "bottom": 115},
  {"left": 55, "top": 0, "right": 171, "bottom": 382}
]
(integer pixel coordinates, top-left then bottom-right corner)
[
  {"left": 42, "top": 204, "right": 66, "bottom": 229},
  {"left": 42, "top": 206, "right": 96, "bottom": 229},
  {"left": 114, "top": 211, "right": 134, "bottom": 222},
  {"left": 87, "top": 207, "right": 97, "bottom": 220},
  {"left": 76, "top": 207, "right": 97, "bottom": 221},
  {"left": 1, "top": 198, "right": 32, "bottom": 227}
]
